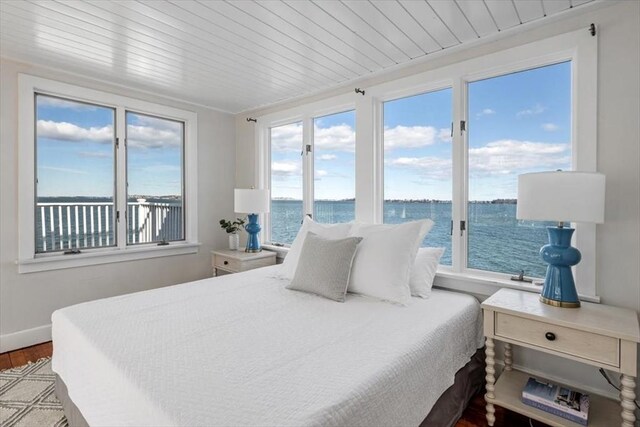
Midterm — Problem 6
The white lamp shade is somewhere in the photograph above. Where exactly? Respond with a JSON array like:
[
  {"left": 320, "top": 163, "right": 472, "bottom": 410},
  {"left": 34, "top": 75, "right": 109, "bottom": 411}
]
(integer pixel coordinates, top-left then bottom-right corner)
[
  {"left": 517, "top": 171, "right": 605, "bottom": 223},
  {"left": 234, "top": 189, "right": 270, "bottom": 214}
]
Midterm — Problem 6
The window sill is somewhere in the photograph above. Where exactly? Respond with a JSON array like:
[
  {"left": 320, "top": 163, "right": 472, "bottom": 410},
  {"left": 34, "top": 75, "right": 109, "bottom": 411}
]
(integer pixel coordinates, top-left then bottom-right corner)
[
  {"left": 17, "top": 242, "right": 201, "bottom": 274},
  {"left": 259, "top": 244, "right": 600, "bottom": 303},
  {"left": 434, "top": 268, "right": 600, "bottom": 303},
  {"left": 262, "top": 244, "right": 290, "bottom": 260}
]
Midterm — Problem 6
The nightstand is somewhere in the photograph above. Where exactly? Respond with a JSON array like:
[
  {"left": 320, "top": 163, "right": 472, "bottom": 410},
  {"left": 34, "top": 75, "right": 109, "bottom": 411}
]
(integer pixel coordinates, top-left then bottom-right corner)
[
  {"left": 211, "top": 249, "right": 276, "bottom": 276},
  {"left": 482, "top": 288, "right": 639, "bottom": 427}
]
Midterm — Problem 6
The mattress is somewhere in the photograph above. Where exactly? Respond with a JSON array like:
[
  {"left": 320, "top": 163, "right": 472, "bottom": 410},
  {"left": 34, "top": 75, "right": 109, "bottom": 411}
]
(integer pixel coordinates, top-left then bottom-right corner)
[{"left": 51, "top": 265, "right": 483, "bottom": 427}]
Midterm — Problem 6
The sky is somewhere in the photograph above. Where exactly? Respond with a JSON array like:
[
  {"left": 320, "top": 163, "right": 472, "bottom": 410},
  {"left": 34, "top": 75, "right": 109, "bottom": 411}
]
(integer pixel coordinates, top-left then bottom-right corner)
[
  {"left": 271, "top": 60, "right": 571, "bottom": 201},
  {"left": 37, "top": 61, "right": 570, "bottom": 202},
  {"left": 36, "top": 95, "right": 183, "bottom": 199}
]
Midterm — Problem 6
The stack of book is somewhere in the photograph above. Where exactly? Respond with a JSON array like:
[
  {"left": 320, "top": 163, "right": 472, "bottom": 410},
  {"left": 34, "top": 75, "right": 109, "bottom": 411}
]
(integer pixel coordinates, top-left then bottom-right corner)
[{"left": 522, "top": 377, "right": 590, "bottom": 426}]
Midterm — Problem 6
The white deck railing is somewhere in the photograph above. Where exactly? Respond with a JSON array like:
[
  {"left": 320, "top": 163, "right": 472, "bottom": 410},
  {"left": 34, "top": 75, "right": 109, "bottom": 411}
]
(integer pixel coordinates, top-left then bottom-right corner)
[{"left": 35, "top": 200, "right": 182, "bottom": 253}]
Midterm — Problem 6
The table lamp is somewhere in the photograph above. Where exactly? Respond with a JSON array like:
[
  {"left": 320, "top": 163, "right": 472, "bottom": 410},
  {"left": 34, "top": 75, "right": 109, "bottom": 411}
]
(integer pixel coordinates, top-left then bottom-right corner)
[
  {"left": 517, "top": 171, "right": 605, "bottom": 308},
  {"left": 234, "top": 188, "right": 270, "bottom": 253}
]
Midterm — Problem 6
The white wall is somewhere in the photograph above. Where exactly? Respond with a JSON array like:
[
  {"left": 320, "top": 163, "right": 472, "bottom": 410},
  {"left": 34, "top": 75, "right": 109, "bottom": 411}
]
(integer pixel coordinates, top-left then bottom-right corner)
[
  {"left": 236, "top": 1, "right": 640, "bottom": 400},
  {"left": 0, "top": 58, "right": 237, "bottom": 351}
]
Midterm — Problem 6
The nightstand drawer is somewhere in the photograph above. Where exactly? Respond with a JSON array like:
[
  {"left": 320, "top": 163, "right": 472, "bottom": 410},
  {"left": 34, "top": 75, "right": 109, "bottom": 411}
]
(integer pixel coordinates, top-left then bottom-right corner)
[
  {"left": 212, "top": 251, "right": 276, "bottom": 274},
  {"left": 495, "top": 312, "right": 619, "bottom": 367},
  {"left": 213, "top": 253, "right": 243, "bottom": 272}
]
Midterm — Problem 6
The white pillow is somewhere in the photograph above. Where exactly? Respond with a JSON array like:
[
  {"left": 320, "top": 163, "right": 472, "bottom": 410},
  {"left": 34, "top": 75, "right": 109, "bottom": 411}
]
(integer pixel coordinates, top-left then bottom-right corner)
[
  {"left": 347, "top": 219, "right": 434, "bottom": 305},
  {"left": 280, "top": 217, "right": 352, "bottom": 279},
  {"left": 286, "top": 233, "right": 363, "bottom": 302},
  {"left": 409, "top": 247, "right": 445, "bottom": 298}
]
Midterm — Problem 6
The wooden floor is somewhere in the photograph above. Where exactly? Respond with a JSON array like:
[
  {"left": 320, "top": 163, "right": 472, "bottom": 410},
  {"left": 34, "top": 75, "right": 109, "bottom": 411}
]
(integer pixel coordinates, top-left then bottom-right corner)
[{"left": 1, "top": 341, "right": 541, "bottom": 427}]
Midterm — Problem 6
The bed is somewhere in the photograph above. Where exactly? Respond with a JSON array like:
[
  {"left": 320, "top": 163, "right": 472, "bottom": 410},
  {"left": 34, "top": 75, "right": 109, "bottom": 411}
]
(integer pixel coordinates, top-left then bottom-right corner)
[{"left": 52, "top": 265, "right": 484, "bottom": 427}]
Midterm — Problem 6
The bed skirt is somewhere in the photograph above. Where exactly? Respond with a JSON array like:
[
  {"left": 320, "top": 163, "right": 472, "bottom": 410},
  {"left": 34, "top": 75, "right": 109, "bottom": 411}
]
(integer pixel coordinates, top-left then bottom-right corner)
[{"left": 55, "top": 347, "right": 485, "bottom": 427}]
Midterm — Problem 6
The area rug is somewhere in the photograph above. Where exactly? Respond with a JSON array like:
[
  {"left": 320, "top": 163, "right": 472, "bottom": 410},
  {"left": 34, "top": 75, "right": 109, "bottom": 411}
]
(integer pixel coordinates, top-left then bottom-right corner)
[{"left": 0, "top": 357, "right": 68, "bottom": 427}]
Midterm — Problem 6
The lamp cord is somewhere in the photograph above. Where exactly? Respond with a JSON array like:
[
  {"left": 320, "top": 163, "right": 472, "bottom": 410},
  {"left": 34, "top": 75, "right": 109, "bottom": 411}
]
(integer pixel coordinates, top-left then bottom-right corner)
[{"left": 599, "top": 368, "right": 640, "bottom": 410}]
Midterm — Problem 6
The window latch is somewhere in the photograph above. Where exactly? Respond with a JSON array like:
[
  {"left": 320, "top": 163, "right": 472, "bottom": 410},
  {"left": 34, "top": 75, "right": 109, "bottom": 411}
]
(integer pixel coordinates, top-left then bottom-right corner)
[
  {"left": 63, "top": 249, "right": 82, "bottom": 255},
  {"left": 510, "top": 270, "right": 533, "bottom": 283},
  {"left": 460, "top": 220, "right": 466, "bottom": 236},
  {"left": 157, "top": 239, "right": 169, "bottom": 246},
  {"left": 460, "top": 120, "right": 466, "bottom": 133}
]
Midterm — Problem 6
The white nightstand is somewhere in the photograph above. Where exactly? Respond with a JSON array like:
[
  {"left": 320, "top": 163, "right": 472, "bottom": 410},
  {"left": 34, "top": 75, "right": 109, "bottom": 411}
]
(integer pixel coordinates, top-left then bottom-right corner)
[
  {"left": 211, "top": 249, "right": 276, "bottom": 276},
  {"left": 482, "top": 288, "right": 639, "bottom": 427}
]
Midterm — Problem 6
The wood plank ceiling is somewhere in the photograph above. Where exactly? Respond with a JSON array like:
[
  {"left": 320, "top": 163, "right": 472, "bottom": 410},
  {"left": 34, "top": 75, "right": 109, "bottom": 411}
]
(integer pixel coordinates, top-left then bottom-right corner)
[{"left": 0, "top": 0, "right": 597, "bottom": 113}]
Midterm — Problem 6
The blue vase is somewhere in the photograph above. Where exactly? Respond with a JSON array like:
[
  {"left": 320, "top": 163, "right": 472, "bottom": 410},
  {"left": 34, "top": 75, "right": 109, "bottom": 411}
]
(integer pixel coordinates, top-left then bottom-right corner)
[
  {"left": 539, "top": 227, "right": 581, "bottom": 308},
  {"left": 244, "top": 214, "right": 262, "bottom": 253}
]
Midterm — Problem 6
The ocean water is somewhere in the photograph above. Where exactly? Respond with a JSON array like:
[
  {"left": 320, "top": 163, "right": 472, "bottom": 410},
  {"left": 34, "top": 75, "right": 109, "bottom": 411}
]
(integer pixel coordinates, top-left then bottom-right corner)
[{"left": 272, "top": 200, "right": 550, "bottom": 278}]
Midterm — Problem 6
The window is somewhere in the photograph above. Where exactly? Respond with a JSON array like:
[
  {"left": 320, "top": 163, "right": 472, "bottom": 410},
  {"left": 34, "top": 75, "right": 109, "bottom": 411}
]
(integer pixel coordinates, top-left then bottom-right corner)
[
  {"left": 383, "top": 88, "right": 453, "bottom": 265},
  {"left": 262, "top": 96, "right": 356, "bottom": 246},
  {"left": 269, "top": 121, "right": 303, "bottom": 245},
  {"left": 467, "top": 62, "right": 571, "bottom": 278},
  {"left": 35, "top": 95, "right": 116, "bottom": 253},
  {"left": 313, "top": 110, "right": 356, "bottom": 224},
  {"left": 19, "top": 75, "right": 198, "bottom": 272},
  {"left": 126, "top": 112, "right": 185, "bottom": 245},
  {"left": 258, "top": 28, "right": 596, "bottom": 296}
]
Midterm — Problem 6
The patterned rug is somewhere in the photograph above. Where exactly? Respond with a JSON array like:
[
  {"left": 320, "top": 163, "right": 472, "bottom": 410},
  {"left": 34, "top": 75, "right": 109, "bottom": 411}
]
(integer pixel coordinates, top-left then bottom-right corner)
[{"left": 0, "top": 358, "right": 68, "bottom": 427}]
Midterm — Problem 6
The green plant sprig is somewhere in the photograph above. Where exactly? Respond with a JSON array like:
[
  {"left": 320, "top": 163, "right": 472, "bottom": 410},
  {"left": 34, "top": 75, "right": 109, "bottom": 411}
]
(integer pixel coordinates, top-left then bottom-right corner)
[{"left": 219, "top": 217, "right": 246, "bottom": 234}]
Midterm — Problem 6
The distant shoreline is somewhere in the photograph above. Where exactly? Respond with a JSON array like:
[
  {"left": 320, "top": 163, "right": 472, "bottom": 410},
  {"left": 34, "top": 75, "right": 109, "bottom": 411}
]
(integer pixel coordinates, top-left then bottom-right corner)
[
  {"left": 273, "top": 198, "right": 517, "bottom": 204},
  {"left": 38, "top": 196, "right": 517, "bottom": 204}
]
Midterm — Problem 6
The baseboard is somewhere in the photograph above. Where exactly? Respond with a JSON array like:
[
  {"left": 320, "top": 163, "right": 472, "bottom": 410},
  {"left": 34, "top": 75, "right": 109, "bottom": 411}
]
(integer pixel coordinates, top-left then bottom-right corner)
[{"left": 0, "top": 324, "right": 51, "bottom": 353}]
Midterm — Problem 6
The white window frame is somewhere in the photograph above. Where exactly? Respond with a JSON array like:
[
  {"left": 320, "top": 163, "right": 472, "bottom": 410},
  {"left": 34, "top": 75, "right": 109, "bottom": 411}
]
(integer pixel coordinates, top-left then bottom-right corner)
[
  {"left": 257, "top": 93, "right": 355, "bottom": 244},
  {"left": 257, "top": 28, "right": 598, "bottom": 299},
  {"left": 367, "top": 28, "right": 598, "bottom": 298},
  {"left": 18, "top": 74, "right": 199, "bottom": 273}
]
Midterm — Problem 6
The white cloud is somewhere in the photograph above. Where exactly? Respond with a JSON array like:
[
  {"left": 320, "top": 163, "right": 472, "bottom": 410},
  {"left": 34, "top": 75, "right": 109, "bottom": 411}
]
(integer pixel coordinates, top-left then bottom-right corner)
[
  {"left": 387, "top": 139, "right": 570, "bottom": 178},
  {"left": 468, "top": 140, "right": 570, "bottom": 176},
  {"left": 126, "top": 124, "right": 182, "bottom": 149},
  {"left": 37, "top": 96, "right": 98, "bottom": 111},
  {"left": 37, "top": 120, "right": 113, "bottom": 143},
  {"left": 139, "top": 164, "right": 181, "bottom": 173},
  {"left": 271, "top": 123, "right": 451, "bottom": 153},
  {"left": 314, "top": 124, "right": 355, "bottom": 151},
  {"left": 387, "top": 156, "right": 452, "bottom": 180},
  {"left": 315, "top": 169, "right": 328, "bottom": 180},
  {"left": 384, "top": 125, "right": 438, "bottom": 150},
  {"left": 271, "top": 123, "right": 355, "bottom": 152},
  {"left": 438, "top": 127, "right": 452, "bottom": 143},
  {"left": 37, "top": 118, "right": 183, "bottom": 150},
  {"left": 317, "top": 154, "right": 337, "bottom": 161},
  {"left": 541, "top": 123, "right": 559, "bottom": 132},
  {"left": 476, "top": 108, "right": 496, "bottom": 117},
  {"left": 271, "top": 161, "right": 301, "bottom": 177},
  {"left": 39, "top": 165, "right": 87, "bottom": 175},
  {"left": 132, "top": 114, "right": 183, "bottom": 133},
  {"left": 77, "top": 151, "right": 111, "bottom": 159},
  {"left": 517, "top": 103, "right": 546, "bottom": 117},
  {"left": 271, "top": 123, "right": 304, "bottom": 152}
]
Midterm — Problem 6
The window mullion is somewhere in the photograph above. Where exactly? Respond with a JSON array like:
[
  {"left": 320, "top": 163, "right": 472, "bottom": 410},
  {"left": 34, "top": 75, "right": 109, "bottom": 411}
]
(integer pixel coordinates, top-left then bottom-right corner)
[
  {"left": 261, "top": 126, "right": 272, "bottom": 243},
  {"left": 451, "top": 77, "right": 467, "bottom": 273},
  {"left": 116, "top": 107, "right": 127, "bottom": 249},
  {"left": 302, "top": 116, "right": 314, "bottom": 219}
]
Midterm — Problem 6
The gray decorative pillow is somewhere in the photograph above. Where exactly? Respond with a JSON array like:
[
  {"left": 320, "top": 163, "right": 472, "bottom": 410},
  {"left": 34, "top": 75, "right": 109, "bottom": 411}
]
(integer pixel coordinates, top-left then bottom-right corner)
[{"left": 286, "top": 232, "right": 363, "bottom": 302}]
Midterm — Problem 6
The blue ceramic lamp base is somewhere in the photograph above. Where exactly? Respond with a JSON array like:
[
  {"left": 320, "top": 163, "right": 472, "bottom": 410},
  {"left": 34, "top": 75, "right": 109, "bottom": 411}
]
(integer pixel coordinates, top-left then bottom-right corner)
[
  {"left": 539, "top": 226, "right": 582, "bottom": 308},
  {"left": 244, "top": 213, "right": 262, "bottom": 253}
]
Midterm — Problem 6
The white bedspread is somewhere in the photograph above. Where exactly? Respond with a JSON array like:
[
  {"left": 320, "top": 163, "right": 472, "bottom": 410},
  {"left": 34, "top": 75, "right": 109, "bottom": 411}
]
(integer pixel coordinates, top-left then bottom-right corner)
[{"left": 52, "top": 265, "right": 483, "bottom": 427}]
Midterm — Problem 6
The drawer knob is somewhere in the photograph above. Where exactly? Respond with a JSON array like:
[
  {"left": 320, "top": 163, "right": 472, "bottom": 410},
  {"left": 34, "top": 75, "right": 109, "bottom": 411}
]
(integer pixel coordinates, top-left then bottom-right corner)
[
  {"left": 223, "top": 261, "right": 229, "bottom": 265},
  {"left": 545, "top": 332, "right": 556, "bottom": 341}
]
